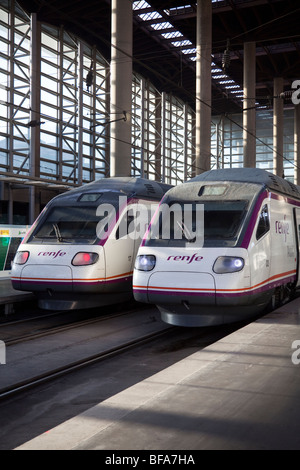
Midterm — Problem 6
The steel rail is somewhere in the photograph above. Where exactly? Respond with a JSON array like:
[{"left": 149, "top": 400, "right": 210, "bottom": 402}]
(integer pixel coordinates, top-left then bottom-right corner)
[{"left": 0, "top": 326, "right": 174, "bottom": 401}]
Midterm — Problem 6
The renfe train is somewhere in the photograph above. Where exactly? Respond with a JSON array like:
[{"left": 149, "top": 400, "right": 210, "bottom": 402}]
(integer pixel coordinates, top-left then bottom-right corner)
[
  {"left": 133, "top": 168, "right": 300, "bottom": 327},
  {"left": 11, "top": 177, "right": 171, "bottom": 310}
]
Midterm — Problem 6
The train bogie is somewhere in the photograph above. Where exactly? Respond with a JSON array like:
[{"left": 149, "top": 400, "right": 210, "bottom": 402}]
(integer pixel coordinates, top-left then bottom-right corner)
[{"left": 133, "top": 168, "right": 300, "bottom": 326}]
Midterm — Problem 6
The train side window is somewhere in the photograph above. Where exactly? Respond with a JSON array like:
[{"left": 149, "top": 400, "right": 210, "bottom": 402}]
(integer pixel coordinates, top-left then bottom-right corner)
[{"left": 256, "top": 204, "right": 270, "bottom": 240}]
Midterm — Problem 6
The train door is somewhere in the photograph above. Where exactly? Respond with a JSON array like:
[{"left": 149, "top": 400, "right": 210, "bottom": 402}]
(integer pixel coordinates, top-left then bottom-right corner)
[
  {"left": 293, "top": 208, "right": 300, "bottom": 287},
  {"left": 252, "top": 203, "right": 271, "bottom": 290}
]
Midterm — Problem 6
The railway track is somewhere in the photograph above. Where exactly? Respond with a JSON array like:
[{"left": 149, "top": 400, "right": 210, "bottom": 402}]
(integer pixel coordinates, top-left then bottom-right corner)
[
  {"left": 0, "top": 326, "right": 175, "bottom": 400},
  {"left": 0, "top": 299, "right": 148, "bottom": 341},
  {"left": 0, "top": 307, "right": 141, "bottom": 345},
  {"left": 0, "top": 300, "right": 258, "bottom": 402},
  {"left": 0, "top": 306, "right": 173, "bottom": 401}
]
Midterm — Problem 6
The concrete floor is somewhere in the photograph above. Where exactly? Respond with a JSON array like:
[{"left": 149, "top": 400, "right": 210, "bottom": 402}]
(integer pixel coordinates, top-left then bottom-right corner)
[{"left": 15, "top": 298, "right": 300, "bottom": 450}]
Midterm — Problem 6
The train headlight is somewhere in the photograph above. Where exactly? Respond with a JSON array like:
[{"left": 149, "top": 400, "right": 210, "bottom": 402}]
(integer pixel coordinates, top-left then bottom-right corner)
[
  {"left": 213, "top": 256, "right": 244, "bottom": 274},
  {"left": 13, "top": 251, "right": 29, "bottom": 265},
  {"left": 72, "top": 252, "right": 99, "bottom": 266},
  {"left": 135, "top": 255, "right": 156, "bottom": 271}
]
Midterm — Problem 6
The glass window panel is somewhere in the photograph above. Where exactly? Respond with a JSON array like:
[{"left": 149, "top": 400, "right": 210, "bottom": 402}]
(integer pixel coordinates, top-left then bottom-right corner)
[
  {"left": 82, "top": 144, "right": 92, "bottom": 155},
  {"left": 41, "top": 103, "right": 58, "bottom": 120},
  {"left": 62, "top": 151, "right": 75, "bottom": 162},
  {"left": 41, "top": 74, "right": 58, "bottom": 92},
  {"left": 41, "top": 89, "right": 58, "bottom": 106},
  {"left": 40, "top": 132, "right": 57, "bottom": 146},
  {"left": 42, "top": 120, "right": 57, "bottom": 134},
  {"left": 0, "top": 8, "right": 8, "bottom": 22},
  {"left": 82, "top": 131, "right": 92, "bottom": 142},
  {"left": 40, "top": 161, "right": 57, "bottom": 175},
  {"left": 13, "top": 92, "right": 29, "bottom": 108},
  {"left": 14, "top": 32, "right": 30, "bottom": 50},
  {"left": 13, "top": 125, "right": 29, "bottom": 141},
  {"left": 82, "top": 169, "right": 91, "bottom": 180},
  {"left": 62, "top": 165, "right": 74, "bottom": 177},
  {"left": 40, "top": 146, "right": 58, "bottom": 160},
  {"left": 62, "top": 84, "right": 76, "bottom": 100},
  {"left": 1, "top": 2, "right": 294, "bottom": 188},
  {"left": 82, "top": 156, "right": 91, "bottom": 167},
  {"left": 14, "top": 54, "right": 29, "bottom": 68},
  {"left": 0, "top": 56, "right": 9, "bottom": 71},
  {"left": 0, "top": 38, "right": 8, "bottom": 55},
  {"left": 41, "top": 60, "right": 58, "bottom": 78},
  {"left": 13, "top": 154, "right": 29, "bottom": 168},
  {"left": 95, "top": 159, "right": 105, "bottom": 169},
  {"left": 0, "top": 83, "right": 7, "bottom": 104},
  {"left": 0, "top": 149, "right": 8, "bottom": 165},
  {"left": 41, "top": 33, "right": 58, "bottom": 51}
]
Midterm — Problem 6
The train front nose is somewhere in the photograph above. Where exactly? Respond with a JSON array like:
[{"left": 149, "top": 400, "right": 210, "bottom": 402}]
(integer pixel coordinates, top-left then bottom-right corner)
[
  {"left": 13, "top": 246, "right": 105, "bottom": 294},
  {"left": 133, "top": 267, "right": 218, "bottom": 327},
  {"left": 20, "top": 264, "right": 73, "bottom": 292},
  {"left": 147, "top": 271, "right": 216, "bottom": 305}
]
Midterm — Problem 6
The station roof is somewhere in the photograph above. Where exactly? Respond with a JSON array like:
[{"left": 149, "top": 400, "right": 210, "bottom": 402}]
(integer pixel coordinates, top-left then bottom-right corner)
[{"left": 17, "top": 0, "right": 300, "bottom": 115}]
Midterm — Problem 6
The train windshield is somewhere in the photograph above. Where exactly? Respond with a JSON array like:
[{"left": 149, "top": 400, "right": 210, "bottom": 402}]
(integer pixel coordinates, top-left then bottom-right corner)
[
  {"left": 145, "top": 199, "right": 248, "bottom": 247},
  {"left": 201, "top": 200, "right": 248, "bottom": 246},
  {"left": 28, "top": 205, "right": 111, "bottom": 245}
]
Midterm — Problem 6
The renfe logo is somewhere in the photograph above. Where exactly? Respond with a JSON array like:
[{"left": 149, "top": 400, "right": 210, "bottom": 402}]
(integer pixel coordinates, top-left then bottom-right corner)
[
  {"left": 275, "top": 216, "right": 289, "bottom": 242},
  {"left": 167, "top": 253, "right": 203, "bottom": 264},
  {"left": 38, "top": 250, "right": 66, "bottom": 258}
]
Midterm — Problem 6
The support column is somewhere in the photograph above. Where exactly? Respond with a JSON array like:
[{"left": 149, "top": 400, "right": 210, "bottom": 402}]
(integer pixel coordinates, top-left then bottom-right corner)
[
  {"left": 161, "top": 92, "right": 166, "bottom": 182},
  {"left": 154, "top": 91, "right": 162, "bottom": 181},
  {"left": 195, "top": 0, "right": 212, "bottom": 174},
  {"left": 273, "top": 77, "right": 284, "bottom": 178},
  {"left": 192, "top": 113, "right": 196, "bottom": 177},
  {"left": 104, "top": 60, "right": 111, "bottom": 177},
  {"left": 29, "top": 13, "right": 41, "bottom": 223},
  {"left": 140, "top": 78, "right": 145, "bottom": 178},
  {"left": 243, "top": 42, "right": 256, "bottom": 167},
  {"left": 183, "top": 104, "right": 188, "bottom": 181},
  {"left": 77, "top": 41, "right": 84, "bottom": 186},
  {"left": 110, "top": 0, "right": 132, "bottom": 177},
  {"left": 295, "top": 104, "right": 300, "bottom": 185}
]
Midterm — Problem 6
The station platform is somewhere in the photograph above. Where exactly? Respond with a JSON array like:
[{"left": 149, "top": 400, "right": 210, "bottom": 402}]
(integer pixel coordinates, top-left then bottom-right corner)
[
  {"left": 16, "top": 296, "right": 300, "bottom": 450},
  {"left": 0, "top": 279, "right": 34, "bottom": 314}
]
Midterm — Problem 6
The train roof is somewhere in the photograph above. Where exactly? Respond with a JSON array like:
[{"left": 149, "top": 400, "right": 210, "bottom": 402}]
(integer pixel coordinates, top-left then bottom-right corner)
[
  {"left": 52, "top": 177, "right": 172, "bottom": 203},
  {"left": 187, "top": 168, "right": 300, "bottom": 200}
]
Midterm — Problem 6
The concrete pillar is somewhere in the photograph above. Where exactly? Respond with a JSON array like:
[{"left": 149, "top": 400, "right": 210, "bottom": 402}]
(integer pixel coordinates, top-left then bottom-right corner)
[
  {"left": 110, "top": 0, "right": 132, "bottom": 177},
  {"left": 29, "top": 13, "right": 41, "bottom": 223},
  {"left": 273, "top": 77, "right": 284, "bottom": 178},
  {"left": 243, "top": 42, "right": 256, "bottom": 167},
  {"left": 195, "top": 0, "right": 212, "bottom": 174},
  {"left": 295, "top": 104, "right": 300, "bottom": 185}
]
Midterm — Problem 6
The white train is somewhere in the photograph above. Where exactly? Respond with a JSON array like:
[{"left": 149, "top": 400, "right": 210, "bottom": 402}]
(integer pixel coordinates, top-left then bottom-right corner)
[
  {"left": 133, "top": 168, "right": 300, "bottom": 326},
  {"left": 11, "top": 177, "right": 172, "bottom": 310}
]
